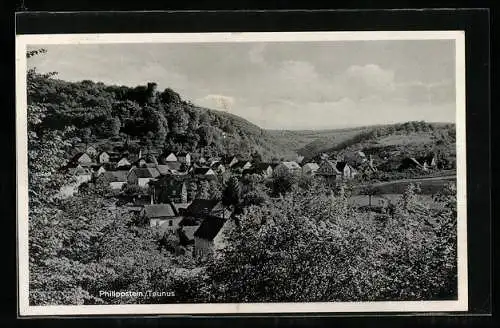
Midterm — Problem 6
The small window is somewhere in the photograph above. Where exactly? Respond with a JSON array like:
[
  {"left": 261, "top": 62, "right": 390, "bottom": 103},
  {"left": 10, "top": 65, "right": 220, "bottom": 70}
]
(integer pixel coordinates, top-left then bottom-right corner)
[{"left": 169, "top": 220, "right": 173, "bottom": 226}]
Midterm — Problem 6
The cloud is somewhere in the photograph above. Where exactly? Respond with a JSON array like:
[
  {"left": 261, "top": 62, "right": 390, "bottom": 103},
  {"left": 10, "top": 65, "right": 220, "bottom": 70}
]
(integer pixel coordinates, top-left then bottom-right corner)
[
  {"left": 29, "top": 43, "right": 456, "bottom": 129},
  {"left": 396, "top": 80, "right": 455, "bottom": 105},
  {"left": 196, "top": 94, "right": 236, "bottom": 112},
  {"left": 249, "top": 43, "right": 267, "bottom": 64}
]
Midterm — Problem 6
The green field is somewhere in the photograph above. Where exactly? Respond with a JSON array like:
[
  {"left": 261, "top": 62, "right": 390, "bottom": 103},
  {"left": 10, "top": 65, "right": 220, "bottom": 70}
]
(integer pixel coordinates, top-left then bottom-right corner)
[{"left": 355, "top": 175, "right": 456, "bottom": 195}]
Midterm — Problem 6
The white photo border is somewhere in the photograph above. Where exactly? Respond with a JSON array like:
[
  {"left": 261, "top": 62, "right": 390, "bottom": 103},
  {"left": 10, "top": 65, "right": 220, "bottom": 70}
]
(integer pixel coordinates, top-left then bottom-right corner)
[{"left": 16, "top": 31, "right": 468, "bottom": 316}]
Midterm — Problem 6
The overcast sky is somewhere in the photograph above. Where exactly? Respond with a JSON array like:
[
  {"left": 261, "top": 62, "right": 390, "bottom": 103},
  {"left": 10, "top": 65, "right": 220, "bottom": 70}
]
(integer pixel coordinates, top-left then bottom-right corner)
[{"left": 28, "top": 40, "right": 456, "bottom": 130}]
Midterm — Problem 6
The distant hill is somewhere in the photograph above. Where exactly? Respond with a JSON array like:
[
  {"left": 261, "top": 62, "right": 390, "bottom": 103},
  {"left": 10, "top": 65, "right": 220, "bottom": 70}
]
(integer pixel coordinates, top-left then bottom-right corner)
[{"left": 269, "top": 122, "right": 454, "bottom": 160}]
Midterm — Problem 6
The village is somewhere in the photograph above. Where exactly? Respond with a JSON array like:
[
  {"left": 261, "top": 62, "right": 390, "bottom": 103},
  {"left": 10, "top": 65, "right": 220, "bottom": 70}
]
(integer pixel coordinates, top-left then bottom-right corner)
[{"left": 57, "top": 143, "right": 447, "bottom": 260}]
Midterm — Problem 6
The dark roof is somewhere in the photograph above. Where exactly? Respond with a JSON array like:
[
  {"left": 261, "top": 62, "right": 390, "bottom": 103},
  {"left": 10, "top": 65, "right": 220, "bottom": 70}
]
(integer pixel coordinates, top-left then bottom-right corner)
[
  {"left": 231, "top": 161, "right": 251, "bottom": 170},
  {"left": 131, "top": 167, "right": 160, "bottom": 178},
  {"left": 163, "top": 162, "right": 182, "bottom": 171},
  {"left": 193, "top": 167, "right": 213, "bottom": 175},
  {"left": 185, "top": 199, "right": 220, "bottom": 217},
  {"left": 210, "top": 161, "right": 223, "bottom": 168},
  {"left": 143, "top": 203, "right": 178, "bottom": 218},
  {"left": 176, "top": 151, "right": 190, "bottom": 157},
  {"left": 336, "top": 161, "right": 347, "bottom": 171},
  {"left": 194, "top": 217, "right": 227, "bottom": 241},
  {"left": 101, "top": 170, "right": 128, "bottom": 182}
]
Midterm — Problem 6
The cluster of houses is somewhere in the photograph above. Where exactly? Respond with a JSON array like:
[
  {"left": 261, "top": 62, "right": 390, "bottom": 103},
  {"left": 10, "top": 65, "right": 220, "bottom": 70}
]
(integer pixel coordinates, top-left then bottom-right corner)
[{"left": 58, "top": 145, "right": 388, "bottom": 258}]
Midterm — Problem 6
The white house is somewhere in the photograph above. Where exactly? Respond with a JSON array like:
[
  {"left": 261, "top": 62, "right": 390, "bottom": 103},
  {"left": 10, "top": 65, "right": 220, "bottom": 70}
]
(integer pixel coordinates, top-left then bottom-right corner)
[
  {"left": 302, "top": 162, "right": 320, "bottom": 176},
  {"left": 97, "top": 151, "right": 110, "bottom": 164},
  {"left": 127, "top": 167, "right": 160, "bottom": 187},
  {"left": 164, "top": 152, "right": 178, "bottom": 162},
  {"left": 336, "top": 162, "right": 357, "bottom": 179},
  {"left": 142, "top": 203, "right": 182, "bottom": 235}
]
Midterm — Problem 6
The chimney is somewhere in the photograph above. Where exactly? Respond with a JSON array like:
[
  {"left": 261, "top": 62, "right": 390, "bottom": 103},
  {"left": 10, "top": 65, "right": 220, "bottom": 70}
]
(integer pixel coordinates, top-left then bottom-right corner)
[
  {"left": 150, "top": 193, "right": 154, "bottom": 204},
  {"left": 139, "top": 149, "right": 142, "bottom": 159}
]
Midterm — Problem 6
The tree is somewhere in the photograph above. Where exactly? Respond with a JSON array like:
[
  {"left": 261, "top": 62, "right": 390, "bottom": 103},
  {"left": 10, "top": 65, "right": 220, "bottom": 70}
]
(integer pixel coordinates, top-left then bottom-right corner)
[
  {"left": 251, "top": 150, "right": 263, "bottom": 164},
  {"left": 222, "top": 176, "right": 241, "bottom": 208},
  {"left": 194, "top": 183, "right": 458, "bottom": 303},
  {"left": 241, "top": 174, "right": 269, "bottom": 206},
  {"left": 269, "top": 169, "right": 296, "bottom": 197},
  {"left": 361, "top": 184, "right": 381, "bottom": 208},
  {"left": 196, "top": 180, "right": 211, "bottom": 200}
]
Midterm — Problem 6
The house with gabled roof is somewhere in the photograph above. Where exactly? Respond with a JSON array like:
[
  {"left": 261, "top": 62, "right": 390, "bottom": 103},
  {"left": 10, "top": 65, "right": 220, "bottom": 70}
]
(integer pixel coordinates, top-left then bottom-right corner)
[
  {"left": 91, "top": 164, "right": 107, "bottom": 178},
  {"left": 71, "top": 152, "right": 93, "bottom": 166},
  {"left": 194, "top": 217, "right": 235, "bottom": 258},
  {"left": 163, "top": 151, "right": 178, "bottom": 163},
  {"left": 192, "top": 167, "right": 216, "bottom": 177},
  {"left": 135, "top": 157, "right": 148, "bottom": 168},
  {"left": 176, "top": 151, "right": 191, "bottom": 166},
  {"left": 127, "top": 167, "right": 160, "bottom": 187},
  {"left": 336, "top": 161, "right": 358, "bottom": 179},
  {"left": 242, "top": 163, "right": 273, "bottom": 178},
  {"left": 97, "top": 151, "right": 110, "bottom": 164},
  {"left": 210, "top": 161, "right": 226, "bottom": 174},
  {"left": 142, "top": 203, "right": 182, "bottom": 234},
  {"left": 230, "top": 160, "right": 252, "bottom": 173},
  {"left": 274, "top": 161, "right": 301, "bottom": 175},
  {"left": 317, "top": 160, "right": 341, "bottom": 186},
  {"left": 184, "top": 199, "right": 230, "bottom": 220},
  {"left": 222, "top": 155, "right": 239, "bottom": 168}
]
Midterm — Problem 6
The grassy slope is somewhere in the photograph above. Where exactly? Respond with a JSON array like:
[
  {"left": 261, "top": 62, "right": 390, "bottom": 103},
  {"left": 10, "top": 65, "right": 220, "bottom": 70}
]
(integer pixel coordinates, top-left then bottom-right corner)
[{"left": 268, "top": 122, "right": 454, "bottom": 161}]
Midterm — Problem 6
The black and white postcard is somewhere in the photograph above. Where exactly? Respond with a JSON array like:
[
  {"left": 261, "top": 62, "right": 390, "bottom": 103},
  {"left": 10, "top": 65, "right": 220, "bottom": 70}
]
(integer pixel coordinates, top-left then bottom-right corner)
[{"left": 16, "top": 31, "right": 467, "bottom": 316}]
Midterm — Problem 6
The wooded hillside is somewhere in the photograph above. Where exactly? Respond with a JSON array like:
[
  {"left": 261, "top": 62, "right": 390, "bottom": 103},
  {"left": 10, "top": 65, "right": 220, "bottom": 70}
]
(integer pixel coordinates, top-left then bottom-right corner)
[{"left": 28, "top": 71, "right": 298, "bottom": 162}]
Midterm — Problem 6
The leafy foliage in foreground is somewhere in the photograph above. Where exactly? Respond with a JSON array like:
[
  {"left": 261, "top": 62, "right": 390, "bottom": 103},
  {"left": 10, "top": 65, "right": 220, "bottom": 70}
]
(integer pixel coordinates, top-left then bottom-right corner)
[{"left": 193, "top": 182, "right": 457, "bottom": 302}]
